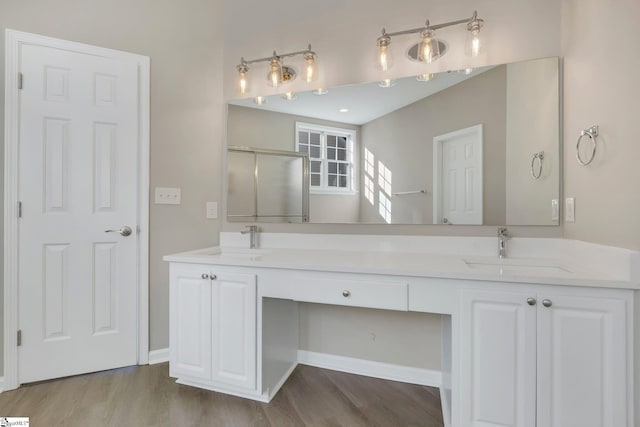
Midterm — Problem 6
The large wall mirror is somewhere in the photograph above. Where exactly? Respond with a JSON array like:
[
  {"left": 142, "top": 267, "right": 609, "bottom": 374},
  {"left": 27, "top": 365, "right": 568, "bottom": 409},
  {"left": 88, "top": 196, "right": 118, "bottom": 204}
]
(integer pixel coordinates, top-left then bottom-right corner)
[{"left": 227, "top": 56, "right": 560, "bottom": 226}]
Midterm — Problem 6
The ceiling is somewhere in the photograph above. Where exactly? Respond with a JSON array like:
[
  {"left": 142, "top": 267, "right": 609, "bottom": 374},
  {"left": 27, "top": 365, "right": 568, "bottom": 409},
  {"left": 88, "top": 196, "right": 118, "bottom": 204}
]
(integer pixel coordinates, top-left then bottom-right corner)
[{"left": 228, "top": 66, "right": 495, "bottom": 126}]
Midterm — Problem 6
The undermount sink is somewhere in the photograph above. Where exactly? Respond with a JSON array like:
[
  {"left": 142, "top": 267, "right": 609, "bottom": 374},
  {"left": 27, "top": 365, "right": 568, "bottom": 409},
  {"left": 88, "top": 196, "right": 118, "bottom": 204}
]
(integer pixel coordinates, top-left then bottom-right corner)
[{"left": 463, "top": 258, "right": 571, "bottom": 274}]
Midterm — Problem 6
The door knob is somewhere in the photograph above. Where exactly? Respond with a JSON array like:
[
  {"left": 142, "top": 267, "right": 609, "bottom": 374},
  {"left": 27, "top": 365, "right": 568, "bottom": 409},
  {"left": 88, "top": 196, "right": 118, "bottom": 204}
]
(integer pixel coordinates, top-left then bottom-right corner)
[
  {"left": 527, "top": 298, "right": 536, "bottom": 306},
  {"left": 105, "top": 226, "right": 133, "bottom": 237},
  {"left": 542, "top": 299, "right": 553, "bottom": 308}
]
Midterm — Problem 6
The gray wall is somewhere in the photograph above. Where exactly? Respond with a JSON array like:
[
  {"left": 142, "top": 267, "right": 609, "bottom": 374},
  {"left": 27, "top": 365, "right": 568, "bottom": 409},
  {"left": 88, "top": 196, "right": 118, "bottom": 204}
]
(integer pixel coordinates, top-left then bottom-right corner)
[
  {"left": 562, "top": 0, "right": 640, "bottom": 251},
  {"left": 0, "top": 0, "right": 225, "bottom": 373},
  {"left": 359, "top": 66, "right": 507, "bottom": 225},
  {"left": 227, "top": 105, "right": 361, "bottom": 223}
]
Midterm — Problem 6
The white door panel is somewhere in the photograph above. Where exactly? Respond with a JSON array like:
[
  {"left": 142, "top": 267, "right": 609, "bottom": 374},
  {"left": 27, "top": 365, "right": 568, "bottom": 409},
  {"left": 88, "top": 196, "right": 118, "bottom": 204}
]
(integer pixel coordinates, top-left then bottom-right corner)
[
  {"left": 459, "top": 289, "right": 537, "bottom": 427},
  {"left": 18, "top": 43, "right": 139, "bottom": 383},
  {"left": 434, "top": 125, "right": 483, "bottom": 225},
  {"left": 536, "top": 295, "right": 627, "bottom": 427}
]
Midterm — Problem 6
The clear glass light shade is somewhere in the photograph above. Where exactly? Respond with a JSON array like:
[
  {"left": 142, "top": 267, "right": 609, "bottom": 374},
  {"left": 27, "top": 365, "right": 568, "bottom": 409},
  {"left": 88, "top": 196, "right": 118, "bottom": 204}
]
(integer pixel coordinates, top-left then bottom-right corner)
[
  {"left": 268, "top": 59, "right": 283, "bottom": 88},
  {"left": 418, "top": 30, "right": 440, "bottom": 63},
  {"left": 304, "top": 55, "right": 317, "bottom": 83},
  {"left": 375, "top": 39, "right": 393, "bottom": 71},
  {"left": 237, "top": 70, "right": 249, "bottom": 95},
  {"left": 466, "top": 19, "right": 484, "bottom": 57},
  {"left": 282, "top": 91, "right": 296, "bottom": 101},
  {"left": 253, "top": 96, "right": 267, "bottom": 105}
]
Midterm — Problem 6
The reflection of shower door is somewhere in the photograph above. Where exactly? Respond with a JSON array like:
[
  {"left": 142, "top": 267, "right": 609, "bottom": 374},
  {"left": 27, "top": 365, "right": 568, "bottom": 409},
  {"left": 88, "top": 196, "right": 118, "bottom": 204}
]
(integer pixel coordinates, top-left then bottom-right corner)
[{"left": 433, "top": 125, "right": 483, "bottom": 225}]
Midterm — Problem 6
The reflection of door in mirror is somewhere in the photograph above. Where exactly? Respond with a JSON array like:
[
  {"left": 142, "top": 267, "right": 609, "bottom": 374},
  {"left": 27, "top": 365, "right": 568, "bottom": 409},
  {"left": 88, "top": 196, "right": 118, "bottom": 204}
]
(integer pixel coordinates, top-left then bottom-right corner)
[{"left": 433, "top": 125, "right": 483, "bottom": 225}]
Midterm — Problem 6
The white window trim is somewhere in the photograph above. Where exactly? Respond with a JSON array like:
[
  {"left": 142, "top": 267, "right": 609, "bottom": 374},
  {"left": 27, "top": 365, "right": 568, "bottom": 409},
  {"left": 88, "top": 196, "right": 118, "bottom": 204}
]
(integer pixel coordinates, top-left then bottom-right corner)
[{"left": 295, "top": 122, "right": 357, "bottom": 196}]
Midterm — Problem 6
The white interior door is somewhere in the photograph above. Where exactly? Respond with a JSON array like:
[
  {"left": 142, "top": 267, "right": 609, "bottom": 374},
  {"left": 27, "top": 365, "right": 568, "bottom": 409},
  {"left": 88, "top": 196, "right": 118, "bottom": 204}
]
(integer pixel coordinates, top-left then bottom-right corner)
[
  {"left": 18, "top": 42, "right": 140, "bottom": 383},
  {"left": 433, "top": 125, "right": 483, "bottom": 225}
]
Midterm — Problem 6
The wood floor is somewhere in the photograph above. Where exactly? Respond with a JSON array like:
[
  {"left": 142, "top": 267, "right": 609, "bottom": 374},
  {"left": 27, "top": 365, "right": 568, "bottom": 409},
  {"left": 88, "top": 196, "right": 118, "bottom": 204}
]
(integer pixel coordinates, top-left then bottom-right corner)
[{"left": 0, "top": 363, "right": 444, "bottom": 426}]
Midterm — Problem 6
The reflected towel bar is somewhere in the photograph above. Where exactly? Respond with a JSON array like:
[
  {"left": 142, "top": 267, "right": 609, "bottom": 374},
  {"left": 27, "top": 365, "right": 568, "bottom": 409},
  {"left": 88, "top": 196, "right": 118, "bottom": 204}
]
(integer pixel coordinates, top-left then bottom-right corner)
[{"left": 393, "top": 189, "right": 427, "bottom": 196}]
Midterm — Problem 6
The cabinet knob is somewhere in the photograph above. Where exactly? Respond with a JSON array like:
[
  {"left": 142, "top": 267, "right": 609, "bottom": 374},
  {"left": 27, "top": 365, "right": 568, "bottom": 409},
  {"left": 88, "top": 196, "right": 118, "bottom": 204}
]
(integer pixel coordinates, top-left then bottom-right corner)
[
  {"left": 211, "top": 274, "right": 217, "bottom": 280},
  {"left": 527, "top": 297, "right": 536, "bottom": 306},
  {"left": 342, "top": 290, "right": 351, "bottom": 298},
  {"left": 542, "top": 299, "right": 553, "bottom": 308},
  {"left": 201, "top": 273, "right": 209, "bottom": 280}
]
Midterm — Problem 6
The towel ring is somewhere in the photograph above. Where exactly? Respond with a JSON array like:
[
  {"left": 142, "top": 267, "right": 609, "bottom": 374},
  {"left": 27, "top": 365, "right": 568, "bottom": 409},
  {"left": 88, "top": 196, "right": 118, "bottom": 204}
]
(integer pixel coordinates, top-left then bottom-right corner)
[
  {"left": 576, "top": 125, "right": 599, "bottom": 166},
  {"left": 531, "top": 151, "right": 544, "bottom": 180}
]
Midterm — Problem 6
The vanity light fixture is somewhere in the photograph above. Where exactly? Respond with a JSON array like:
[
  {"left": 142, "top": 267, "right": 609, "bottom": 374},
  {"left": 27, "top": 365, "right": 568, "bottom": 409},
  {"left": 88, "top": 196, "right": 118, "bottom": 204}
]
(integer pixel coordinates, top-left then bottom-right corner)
[
  {"left": 235, "top": 44, "right": 318, "bottom": 94},
  {"left": 375, "top": 10, "right": 485, "bottom": 71}
]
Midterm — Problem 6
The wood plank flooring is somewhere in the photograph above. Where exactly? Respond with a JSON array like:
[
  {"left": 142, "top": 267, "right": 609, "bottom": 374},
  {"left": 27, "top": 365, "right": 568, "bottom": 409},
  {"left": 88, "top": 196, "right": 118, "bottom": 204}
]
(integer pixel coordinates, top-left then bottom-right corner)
[{"left": 0, "top": 363, "right": 443, "bottom": 426}]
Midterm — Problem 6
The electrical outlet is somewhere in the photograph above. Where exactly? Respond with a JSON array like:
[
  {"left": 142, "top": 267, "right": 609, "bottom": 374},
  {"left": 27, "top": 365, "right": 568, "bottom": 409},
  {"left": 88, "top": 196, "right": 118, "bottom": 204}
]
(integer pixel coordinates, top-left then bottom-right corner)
[
  {"left": 206, "top": 202, "right": 218, "bottom": 219},
  {"left": 565, "top": 197, "right": 575, "bottom": 222},
  {"left": 551, "top": 199, "right": 559, "bottom": 221},
  {"left": 155, "top": 187, "right": 181, "bottom": 205}
]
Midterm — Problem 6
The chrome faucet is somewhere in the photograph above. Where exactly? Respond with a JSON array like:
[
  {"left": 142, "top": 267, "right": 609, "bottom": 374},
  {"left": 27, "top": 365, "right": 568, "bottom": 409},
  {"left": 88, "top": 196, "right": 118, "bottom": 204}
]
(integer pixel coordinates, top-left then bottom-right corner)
[
  {"left": 498, "top": 227, "right": 509, "bottom": 259},
  {"left": 241, "top": 225, "right": 259, "bottom": 249}
]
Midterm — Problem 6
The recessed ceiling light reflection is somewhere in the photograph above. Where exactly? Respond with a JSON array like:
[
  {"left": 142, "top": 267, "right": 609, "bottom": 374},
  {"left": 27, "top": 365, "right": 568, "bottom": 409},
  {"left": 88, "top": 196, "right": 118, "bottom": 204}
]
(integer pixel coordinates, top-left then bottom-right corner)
[
  {"left": 378, "top": 79, "right": 396, "bottom": 88},
  {"left": 253, "top": 96, "right": 267, "bottom": 105}
]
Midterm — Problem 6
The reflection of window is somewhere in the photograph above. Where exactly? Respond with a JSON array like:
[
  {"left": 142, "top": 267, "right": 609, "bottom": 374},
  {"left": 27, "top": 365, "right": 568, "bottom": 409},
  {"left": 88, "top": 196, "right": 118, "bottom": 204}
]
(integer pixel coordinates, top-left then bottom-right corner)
[
  {"left": 378, "top": 161, "right": 392, "bottom": 195},
  {"left": 364, "top": 175, "right": 374, "bottom": 205},
  {"left": 296, "top": 122, "right": 356, "bottom": 194},
  {"left": 379, "top": 191, "right": 391, "bottom": 223},
  {"left": 363, "top": 148, "right": 376, "bottom": 205},
  {"left": 377, "top": 161, "right": 392, "bottom": 223},
  {"left": 365, "top": 148, "right": 375, "bottom": 176}
]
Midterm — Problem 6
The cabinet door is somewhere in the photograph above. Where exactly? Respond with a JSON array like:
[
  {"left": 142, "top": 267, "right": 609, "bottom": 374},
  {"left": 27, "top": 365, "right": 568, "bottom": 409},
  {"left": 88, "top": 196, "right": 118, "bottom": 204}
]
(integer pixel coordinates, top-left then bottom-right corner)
[
  {"left": 169, "top": 265, "right": 212, "bottom": 381},
  {"left": 459, "top": 289, "right": 537, "bottom": 427},
  {"left": 211, "top": 272, "right": 257, "bottom": 390},
  {"left": 536, "top": 294, "right": 627, "bottom": 427}
]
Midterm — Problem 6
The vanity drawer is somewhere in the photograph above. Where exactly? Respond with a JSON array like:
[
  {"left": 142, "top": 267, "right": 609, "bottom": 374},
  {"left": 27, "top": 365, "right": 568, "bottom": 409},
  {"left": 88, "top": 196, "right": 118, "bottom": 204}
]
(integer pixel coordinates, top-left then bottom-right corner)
[{"left": 264, "top": 274, "right": 408, "bottom": 311}]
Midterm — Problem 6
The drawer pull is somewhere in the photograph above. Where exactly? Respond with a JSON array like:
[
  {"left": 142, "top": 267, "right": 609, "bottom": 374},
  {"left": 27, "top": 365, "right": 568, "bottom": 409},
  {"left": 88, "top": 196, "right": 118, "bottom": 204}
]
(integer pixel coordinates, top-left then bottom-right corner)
[
  {"left": 542, "top": 299, "right": 553, "bottom": 308},
  {"left": 211, "top": 274, "right": 217, "bottom": 280},
  {"left": 201, "top": 273, "right": 209, "bottom": 280},
  {"left": 342, "top": 290, "right": 351, "bottom": 298},
  {"left": 527, "top": 298, "right": 536, "bottom": 306}
]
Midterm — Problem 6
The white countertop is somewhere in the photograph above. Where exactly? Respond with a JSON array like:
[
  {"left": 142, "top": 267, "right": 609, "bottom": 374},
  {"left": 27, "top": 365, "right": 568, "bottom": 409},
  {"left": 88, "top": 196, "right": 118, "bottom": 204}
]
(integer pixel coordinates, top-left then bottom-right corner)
[{"left": 163, "top": 244, "right": 640, "bottom": 290}]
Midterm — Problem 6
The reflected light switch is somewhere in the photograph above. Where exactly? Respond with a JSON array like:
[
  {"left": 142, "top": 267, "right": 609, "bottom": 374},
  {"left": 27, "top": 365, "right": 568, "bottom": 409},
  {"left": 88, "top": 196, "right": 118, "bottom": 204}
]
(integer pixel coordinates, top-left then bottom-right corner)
[
  {"left": 155, "top": 187, "right": 181, "bottom": 205},
  {"left": 551, "top": 199, "right": 559, "bottom": 221}
]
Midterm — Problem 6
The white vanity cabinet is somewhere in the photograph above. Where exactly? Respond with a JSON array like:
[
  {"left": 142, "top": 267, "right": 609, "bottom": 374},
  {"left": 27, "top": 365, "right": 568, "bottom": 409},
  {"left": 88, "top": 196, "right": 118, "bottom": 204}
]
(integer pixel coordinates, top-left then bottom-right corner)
[
  {"left": 459, "top": 287, "right": 630, "bottom": 427},
  {"left": 169, "top": 263, "right": 257, "bottom": 393}
]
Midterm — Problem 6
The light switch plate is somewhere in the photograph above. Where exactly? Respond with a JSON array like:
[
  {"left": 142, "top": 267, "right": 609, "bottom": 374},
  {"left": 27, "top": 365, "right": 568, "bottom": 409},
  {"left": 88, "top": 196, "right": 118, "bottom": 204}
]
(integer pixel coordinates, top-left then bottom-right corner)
[
  {"left": 565, "top": 197, "right": 575, "bottom": 222},
  {"left": 155, "top": 187, "right": 181, "bottom": 205},
  {"left": 206, "top": 202, "right": 218, "bottom": 219},
  {"left": 551, "top": 199, "right": 559, "bottom": 221}
]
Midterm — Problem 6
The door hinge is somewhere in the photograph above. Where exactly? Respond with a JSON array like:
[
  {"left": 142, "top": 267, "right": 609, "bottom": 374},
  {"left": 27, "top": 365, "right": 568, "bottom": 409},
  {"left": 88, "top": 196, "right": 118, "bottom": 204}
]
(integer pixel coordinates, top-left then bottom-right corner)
[
  {"left": 17, "top": 330, "right": 22, "bottom": 346},
  {"left": 18, "top": 201, "right": 22, "bottom": 218},
  {"left": 18, "top": 72, "right": 23, "bottom": 90}
]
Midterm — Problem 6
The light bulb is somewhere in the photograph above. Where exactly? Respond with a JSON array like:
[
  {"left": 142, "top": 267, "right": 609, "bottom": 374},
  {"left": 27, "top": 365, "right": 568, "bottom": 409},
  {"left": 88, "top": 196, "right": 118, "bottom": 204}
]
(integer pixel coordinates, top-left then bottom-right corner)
[
  {"left": 268, "top": 57, "right": 282, "bottom": 88},
  {"left": 378, "top": 79, "right": 396, "bottom": 88},
  {"left": 466, "top": 18, "right": 484, "bottom": 57},
  {"left": 236, "top": 62, "right": 249, "bottom": 95},
  {"left": 304, "top": 51, "right": 317, "bottom": 83},
  {"left": 253, "top": 96, "right": 267, "bottom": 105},
  {"left": 375, "top": 35, "right": 393, "bottom": 71},
  {"left": 418, "top": 29, "right": 440, "bottom": 64}
]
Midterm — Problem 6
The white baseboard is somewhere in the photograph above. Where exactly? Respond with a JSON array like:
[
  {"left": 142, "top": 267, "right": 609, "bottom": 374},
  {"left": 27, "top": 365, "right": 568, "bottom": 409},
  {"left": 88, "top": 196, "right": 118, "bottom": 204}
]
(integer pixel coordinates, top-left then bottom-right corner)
[
  {"left": 297, "top": 350, "right": 442, "bottom": 388},
  {"left": 148, "top": 348, "right": 170, "bottom": 365}
]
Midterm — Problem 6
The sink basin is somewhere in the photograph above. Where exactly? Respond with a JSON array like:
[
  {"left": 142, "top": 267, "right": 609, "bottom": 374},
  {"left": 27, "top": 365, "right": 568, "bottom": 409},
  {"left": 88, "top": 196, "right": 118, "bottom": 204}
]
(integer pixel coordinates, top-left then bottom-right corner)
[{"left": 463, "top": 258, "right": 571, "bottom": 275}]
